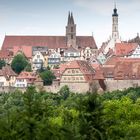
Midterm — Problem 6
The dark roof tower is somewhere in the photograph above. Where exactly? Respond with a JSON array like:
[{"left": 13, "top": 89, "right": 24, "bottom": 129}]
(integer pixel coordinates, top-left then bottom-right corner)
[{"left": 112, "top": 3, "right": 118, "bottom": 17}]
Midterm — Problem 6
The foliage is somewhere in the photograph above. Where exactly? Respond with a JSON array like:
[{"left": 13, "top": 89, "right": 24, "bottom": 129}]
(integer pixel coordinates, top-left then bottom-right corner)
[
  {"left": 11, "top": 54, "right": 29, "bottom": 74},
  {"left": 24, "top": 63, "right": 32, "bottom": 72},
  {"left": 0, "top": 59, "right": 6, "bottom": 69},
  {"left": 0, "top": 87, "right": 140, "bottom": 139},
  {"left": 59, "top": 85, "right": 70, "bottom": 100},
  {"left": 40, "top": 70, "right": 56, "bottom": 85}
]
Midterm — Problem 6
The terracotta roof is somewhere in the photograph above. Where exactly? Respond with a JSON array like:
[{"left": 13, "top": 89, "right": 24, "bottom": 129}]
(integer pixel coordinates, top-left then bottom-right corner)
[
  {"left": 76, "top": 36, "right": 97, "bottom": 49},
  {"left": 0, "top": 50, "right": 13, "bottom": 59},
  {"left": 114, "top": 60, "right": 140, "bottom": 80},
  {"left": 93, "top": 66, "right": 104, "bottom": 80},
  {"left": 115, "top": 43, "right": 138, "bottom": 56},
  {"left": 13, "top": 46, "right": 32, "bottom": 58},
  {"left": 60, "top": 60, "right": 104, "bottom": 81},
  {"left": 104, "top": 57, "right": 140, "bottom": 80},
  {"left": 104, "top": 56, "right": 121, "bottom": 65},
  {"left": 17, "top": 71, "right": 36, "bottom": 79},
  {"left": 1, "top": 35, "right": 97, "bottom": 50},
  {"left": 102, "top": 65, "right": 115, "bottom": 78},
  {"left": 64, "top": 46, "right": 80, "bottom": 52},
  {"left": 0, "top": 65, "right": 17, "bottom": 78}
]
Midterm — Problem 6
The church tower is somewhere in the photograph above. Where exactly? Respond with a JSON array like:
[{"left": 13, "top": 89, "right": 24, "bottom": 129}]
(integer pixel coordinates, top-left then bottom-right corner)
[
  {"left": 112, "top": 3, "right": 119, "bottom": 42},
  {"left": 66, "top": 12, "right": 76, "bottom": 47}
]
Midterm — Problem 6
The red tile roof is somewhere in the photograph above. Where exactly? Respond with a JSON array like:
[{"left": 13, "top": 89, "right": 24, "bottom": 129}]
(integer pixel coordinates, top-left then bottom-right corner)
[
  {"left": 0, "top": 65, "right": 17, "bottom": 78},
  {"left": 115, "top": 43, "right": 138, "bottom": 56},
  {"left": 104, "top": 56, "right": 121, "bottom": 65},
  {"left": 0, "top": 50, "right": 13, "bottom": 59},
  {"left": 17, "top": 71, "right": 36, "bottom": 79},
  {"left": 13, "top": 46, "right": 32, "bottom": 58},
  {"left": 104, "top": 57, "right": 140, "bottom": 80},
  {"left": 1, "top": 35, "right": 97, "bottom": 50},
  {"left": 114, "top": 60, "right": 140, "bottom": 80},
  {"left": 60, "top": 60, "right": 103, "bottom": 81}
]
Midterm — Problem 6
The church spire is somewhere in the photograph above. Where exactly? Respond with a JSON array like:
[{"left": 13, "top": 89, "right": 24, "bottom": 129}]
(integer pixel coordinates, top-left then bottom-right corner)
[
  {"left": 66, "top": 11, "right": 76, "bottom": 47},
  {"left": 112, "top": 1, "right": 118, "bottom": 17},
  {"left": 70, "top": 12, "right": 74, "bottom": 24},
  {"left": 112, "top": 1, "right": 119, "bottom": 42},
  {"left": 67, "top": 11, "right": 71, "bottom": 25}
]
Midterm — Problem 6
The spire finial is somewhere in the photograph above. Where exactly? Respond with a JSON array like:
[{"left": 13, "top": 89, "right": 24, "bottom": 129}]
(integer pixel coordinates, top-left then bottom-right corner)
[
  {"left": 114, "top": 0, "right": 116, "bottom": 9},
  {"left": 67, "top": 11, "right": 71, "bottom": 25},
  {"left": 112, "top": 0, "right": 118, "bottom": 17},
  {"left": 70, "top": 12, "right": 74, "bottom": 24}
]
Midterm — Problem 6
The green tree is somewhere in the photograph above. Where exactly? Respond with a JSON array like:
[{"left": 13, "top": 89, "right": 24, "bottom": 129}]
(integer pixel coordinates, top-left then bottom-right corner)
[
  {"left": 40, "top": 70, "right": 56, "bottom": 85},
  {"left": 25, "top": 63, "right": 32, "bottom": 72},
  {"left": 0, "top": 59, "right": 6, "bottom": 69},
  {"left": 11, "top": 54, "right": 29, "bottom": 74},
  {"left": 59, "top": 85, "right": 70, "bottom": 100}
]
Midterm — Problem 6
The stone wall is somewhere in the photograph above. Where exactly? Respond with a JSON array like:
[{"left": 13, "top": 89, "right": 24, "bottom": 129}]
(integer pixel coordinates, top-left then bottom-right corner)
[
  {"left": 60, "top": 82, "right": 90, "bottom": 93},
  {"left": 0, "top": 87, "right": 27, "bottom": 93},
  {"left": 105, "top": 80, "right": 140, "bottom": 91}
]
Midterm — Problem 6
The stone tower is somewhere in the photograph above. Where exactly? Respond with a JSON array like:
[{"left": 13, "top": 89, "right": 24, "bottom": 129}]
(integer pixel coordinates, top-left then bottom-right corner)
[
  {"left": 66, "top": 12, "right": 76, "bottom": 47},
  {"left": 112, "top": 4, "right": 119, "bottom": 42}
]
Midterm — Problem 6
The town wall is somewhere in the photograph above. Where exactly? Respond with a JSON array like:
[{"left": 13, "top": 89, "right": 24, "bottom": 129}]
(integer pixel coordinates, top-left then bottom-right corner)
[
  {"left": 105, "top": 80, "right": 140, "bottom": 91},
  {"left": 60, "top": 82, "right": 90, "bottom": 93},
  {"left": 0, "top": 87, "right": 27, "bottom": 93}
]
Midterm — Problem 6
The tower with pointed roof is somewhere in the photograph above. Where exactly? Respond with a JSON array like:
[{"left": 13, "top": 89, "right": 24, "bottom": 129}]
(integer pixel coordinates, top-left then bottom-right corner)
[
  {"left": 66, "top": 12, "right": 76, "bottom": 48},
  {"left": 112, "top": 3, "right": 119, "bottom": 42}
]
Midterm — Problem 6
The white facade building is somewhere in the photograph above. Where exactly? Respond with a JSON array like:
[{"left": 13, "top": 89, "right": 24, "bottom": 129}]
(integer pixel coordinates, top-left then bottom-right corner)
[
  {"left": 32, "top": 51, "right": 45, "bottom": 71},
  {"left": 129, "top": 45, "right": 140, "bottom": 58}
]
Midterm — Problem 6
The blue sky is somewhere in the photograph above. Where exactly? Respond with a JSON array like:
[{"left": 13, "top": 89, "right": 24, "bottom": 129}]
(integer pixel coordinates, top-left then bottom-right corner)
[{"left": 0, "top": 0, "right": 140, "bottom": 47}]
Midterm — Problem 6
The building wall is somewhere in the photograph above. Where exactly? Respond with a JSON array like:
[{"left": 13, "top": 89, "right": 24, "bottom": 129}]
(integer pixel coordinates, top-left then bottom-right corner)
[
  {"left": 60, "top": 82, "right": 90, "bottom": 93},
  {"left": 0, "top": 76, "right": 7, "bottom": 86},
  {"left": 61, "top": 68, "right": 86, "bottom": 83},
  {"left": 105, "top": 80, "right": 140, "bottom": 91}
]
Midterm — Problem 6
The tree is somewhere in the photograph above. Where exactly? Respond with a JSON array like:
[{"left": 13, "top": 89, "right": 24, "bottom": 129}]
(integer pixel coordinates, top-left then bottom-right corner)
[
  {"left": 25, "top": 63, "right": 32, "bottom": 72},
  {"left": 11, "top": 54, "right": 29, "bottom": 74},
  {"left": 40, "top": 70, "right": 56, "bottom": 85},
  {"left": 59, "top": 85, "right": 70, "bottom": 100},
  {"left": 0, "top": 59, "right": 6, "bottom": 69}
]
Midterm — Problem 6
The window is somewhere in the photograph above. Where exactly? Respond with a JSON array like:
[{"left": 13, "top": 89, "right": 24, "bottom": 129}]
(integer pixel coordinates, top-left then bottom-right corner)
[
  {"left": 71, "top": 27, "right": 73, "bottom": 32},
  {"left": 71, "top": 35, "right": 73, "bottom": 39},
  {"left": 37, "top": 55, "right": 40, "bottom": 58},
  {"left": 80, "top": 77, "right": 83, "bottom": 80},
  {"left": 72, "top": 70, "right": 75, "bottom": 73}
]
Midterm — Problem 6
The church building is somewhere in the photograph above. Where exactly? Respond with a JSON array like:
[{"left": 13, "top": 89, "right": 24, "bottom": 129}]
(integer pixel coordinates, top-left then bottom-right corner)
[{"left": 1, "top": 12, "right": 98, "bottom": 61}]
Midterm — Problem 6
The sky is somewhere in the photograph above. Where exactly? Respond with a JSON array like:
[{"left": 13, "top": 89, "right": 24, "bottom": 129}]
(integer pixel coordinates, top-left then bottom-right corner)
[{"left": 0, "top": 0, "right": 140, "bottom": 47}]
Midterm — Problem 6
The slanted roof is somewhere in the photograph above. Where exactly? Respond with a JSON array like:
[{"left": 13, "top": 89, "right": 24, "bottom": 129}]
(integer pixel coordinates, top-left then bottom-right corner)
[
  {"left": 115, "top": 43, "right": 138, "bottom": 56},
  {"left": 13, "top": 46, "right": 32, "bottom": 58},
  {"left": 64, "top": 46, "right": 80, "bottom": 53},
  {"left": 17, "top": 71, "right": 36, "bottom": 79},
  {"left": 0, "top": 50, "right": 13, "bottom": 59},
  {"left": 1, "top": 35, "right": 97, "bottom": 50},
  {"left": 0, "top": 65, "right": 17, "bottom": 77}
]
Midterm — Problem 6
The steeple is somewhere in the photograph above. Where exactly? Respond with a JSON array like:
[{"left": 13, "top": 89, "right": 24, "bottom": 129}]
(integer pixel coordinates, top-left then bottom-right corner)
[
  {"left": 112, "top": 2, "right": 119, "bottom": 42},
  {"left": 66, "top": 11, "right": 76, "bottom": 48},
  {"left": 67, "top": 11, "right": 71, "bottom": 25},
  {"left": 70, "top": 12, "right": 74, "bottom": 24},
  {"left": 112, "top": 2, "right": 118, "bottom": 17}
]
